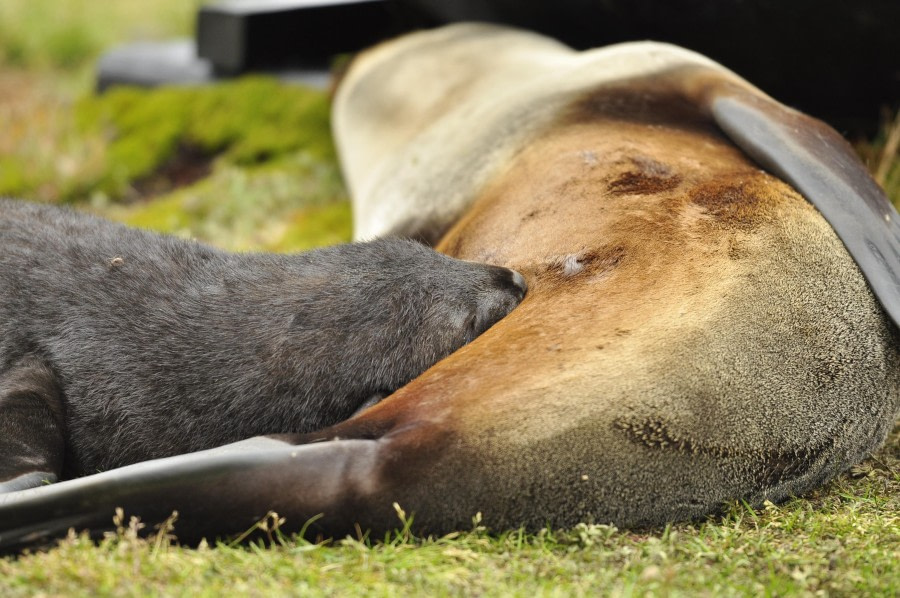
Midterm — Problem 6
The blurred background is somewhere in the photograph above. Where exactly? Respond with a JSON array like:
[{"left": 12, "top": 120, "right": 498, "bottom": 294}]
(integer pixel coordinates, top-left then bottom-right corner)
[
  {"left": 0, "top": 0, "right": 350, "bottom": 252},
  {"left": 0, "top": 0, "right": 897, "bottom": 253}
]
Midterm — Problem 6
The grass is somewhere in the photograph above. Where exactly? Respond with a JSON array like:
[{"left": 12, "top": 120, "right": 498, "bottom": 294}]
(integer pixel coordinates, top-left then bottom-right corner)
[
  {"left": 0, "top": 1, "right": 898, "bottom": 595},
  {"left": 1, "top": 428, "right": 897, "bottom": 596},
  {"left": 857, "top": 109, "right": 900, "bottom": 206}
]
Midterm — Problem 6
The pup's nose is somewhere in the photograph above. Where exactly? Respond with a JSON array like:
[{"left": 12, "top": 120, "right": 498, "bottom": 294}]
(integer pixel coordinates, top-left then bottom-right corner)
[
  {"left": 491, "top": 266, "right": 527, "bottom": 302},
  {"left": 471, "top": 266, "right": 528, "bottom": 338},
  {"left": 509, "top": 269, "right": 528, "bottom": 299}
]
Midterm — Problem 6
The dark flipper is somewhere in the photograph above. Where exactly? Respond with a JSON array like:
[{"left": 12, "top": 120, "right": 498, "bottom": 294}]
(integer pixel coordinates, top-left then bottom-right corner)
[
  {"left": 0, "top": 435, "right": 394, "bottom": 553},
  {"left": 708, "top": 87, "right": 900, "bottom": 329},
  {"left": 0, "top": 356, "right": 66, "bottom": 492}
]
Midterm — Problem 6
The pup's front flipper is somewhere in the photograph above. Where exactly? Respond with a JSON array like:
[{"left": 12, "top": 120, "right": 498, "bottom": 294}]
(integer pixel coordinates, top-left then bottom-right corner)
[{"left": 0, "top": 356, "right": 66, "bottom": 493}]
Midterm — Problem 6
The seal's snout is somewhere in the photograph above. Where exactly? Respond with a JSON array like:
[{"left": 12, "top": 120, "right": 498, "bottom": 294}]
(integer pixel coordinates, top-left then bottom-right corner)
[
  {"left": 492, "top": 265, "right": 528, "bottom": 303},
  {"left": 470, "top": 266, "right": 528, "bottom": 340},
  {"left": 510, "top": 269, "right": 528, "bottom": 300}
]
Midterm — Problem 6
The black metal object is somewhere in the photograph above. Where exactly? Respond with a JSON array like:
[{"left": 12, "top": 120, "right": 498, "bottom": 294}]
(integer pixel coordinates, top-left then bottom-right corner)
[
  {"left": 196, "top": 0, "right": 422, "bottom": 74},
  {"left": 95, "top": 0, "right": 417, "bottom": 91},
  {"left": 95, "top": 0, "right": 897, "bottom": 133},
  {"left": 400, "top": 0, "right": 900, "bottom": 135}
]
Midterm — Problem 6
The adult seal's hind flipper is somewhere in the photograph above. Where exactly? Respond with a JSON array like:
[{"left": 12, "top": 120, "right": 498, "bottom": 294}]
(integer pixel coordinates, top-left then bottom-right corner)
[
  {"left": 0, "top": 436, "right": 394, "bottom": 553},
  {"left": 705, "top": 86, "right": 900, "bottom": 329}
]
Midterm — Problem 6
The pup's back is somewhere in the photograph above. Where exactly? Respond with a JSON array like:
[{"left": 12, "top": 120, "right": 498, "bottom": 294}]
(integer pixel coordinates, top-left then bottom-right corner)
[{"left": 0, "top": 198, "right": 527, "bottom": 477}]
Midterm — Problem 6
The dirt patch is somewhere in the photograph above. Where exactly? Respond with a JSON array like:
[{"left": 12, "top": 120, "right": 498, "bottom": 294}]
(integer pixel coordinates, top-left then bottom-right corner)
[{"left": 129, "top": 143, "right": 214, "bottom": 200}]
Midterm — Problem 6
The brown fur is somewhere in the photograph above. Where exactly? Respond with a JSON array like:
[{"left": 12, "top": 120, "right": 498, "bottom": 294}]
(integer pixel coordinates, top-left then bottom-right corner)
[{"left": 316, "top": 24, "right": 900, "bottom": 530}]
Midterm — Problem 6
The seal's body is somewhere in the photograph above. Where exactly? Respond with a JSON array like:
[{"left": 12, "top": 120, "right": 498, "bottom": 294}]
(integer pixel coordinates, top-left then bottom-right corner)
[
  {"left": 0, "top": 198, "right": 526, "bottom": 480},
  {"left": 323, "top": 26, "right": 900, "bottom": 530}
]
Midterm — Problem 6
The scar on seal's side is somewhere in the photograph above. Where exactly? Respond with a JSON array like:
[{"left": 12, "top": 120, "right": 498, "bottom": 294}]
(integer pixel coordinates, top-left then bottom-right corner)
[{"left": 0, "top": 198, "right": 526, "bottom": 486}]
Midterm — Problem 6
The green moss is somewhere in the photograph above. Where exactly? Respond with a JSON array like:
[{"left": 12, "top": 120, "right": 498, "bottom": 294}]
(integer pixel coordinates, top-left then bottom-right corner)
[
  {"left": 275, "top": 202, "right": 354, "bottom": 252},
  {"left": 99, "top": 150, "right": 350, "bottom": 252},
  {"left": 109, "top": 193, "right": 195, "bottom": 236},
  {"left": 0, "top": 156, "right": 33, "bottom": 195},
  {"left": 72, "top": 78, "right": 336, "bottom": 202}
]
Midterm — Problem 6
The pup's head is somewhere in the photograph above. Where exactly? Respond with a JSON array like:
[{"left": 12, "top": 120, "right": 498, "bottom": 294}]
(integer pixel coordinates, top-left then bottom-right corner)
[{"left": 288, "top": 238, "right": 527, "bottom": 417}]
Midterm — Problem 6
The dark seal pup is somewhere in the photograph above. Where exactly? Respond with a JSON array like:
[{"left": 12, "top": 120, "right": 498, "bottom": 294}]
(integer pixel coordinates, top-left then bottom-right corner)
[{"left": 0, "top": 198, "right": 527, "bottom": 484}]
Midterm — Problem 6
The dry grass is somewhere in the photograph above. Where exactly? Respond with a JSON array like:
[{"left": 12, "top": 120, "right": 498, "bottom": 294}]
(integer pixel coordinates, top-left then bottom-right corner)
[{"left": 875, "top": 110, "right": 900, "bottom": 193}]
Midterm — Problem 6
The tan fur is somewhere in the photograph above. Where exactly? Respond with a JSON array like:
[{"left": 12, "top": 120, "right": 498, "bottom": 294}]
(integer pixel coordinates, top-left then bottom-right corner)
[{"left": 326, "top": 24, "right": 900, "bottom": 529}]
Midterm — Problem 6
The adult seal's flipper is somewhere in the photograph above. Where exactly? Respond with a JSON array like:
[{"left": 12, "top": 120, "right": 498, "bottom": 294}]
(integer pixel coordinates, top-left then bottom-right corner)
[
  {"left": 705, "top": 85, "right": 900, "bottom": 329},
  {"left": 0, "top": 436, "right": 392, "bottom": 553}
]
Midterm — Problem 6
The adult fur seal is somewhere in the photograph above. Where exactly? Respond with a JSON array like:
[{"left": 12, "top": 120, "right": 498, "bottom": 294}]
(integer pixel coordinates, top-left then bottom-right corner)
[
  {"left": 0, "top": 198, "right": 526, "bottom": 484},
  {"left": 1, "top": 24, "right": 898, "bottom": 552}
]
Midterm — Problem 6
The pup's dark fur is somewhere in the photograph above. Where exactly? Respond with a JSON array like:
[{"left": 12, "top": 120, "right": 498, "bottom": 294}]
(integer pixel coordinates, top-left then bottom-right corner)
[{"left": 0, "top": 199, "right": 526, "bottom": 480}]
